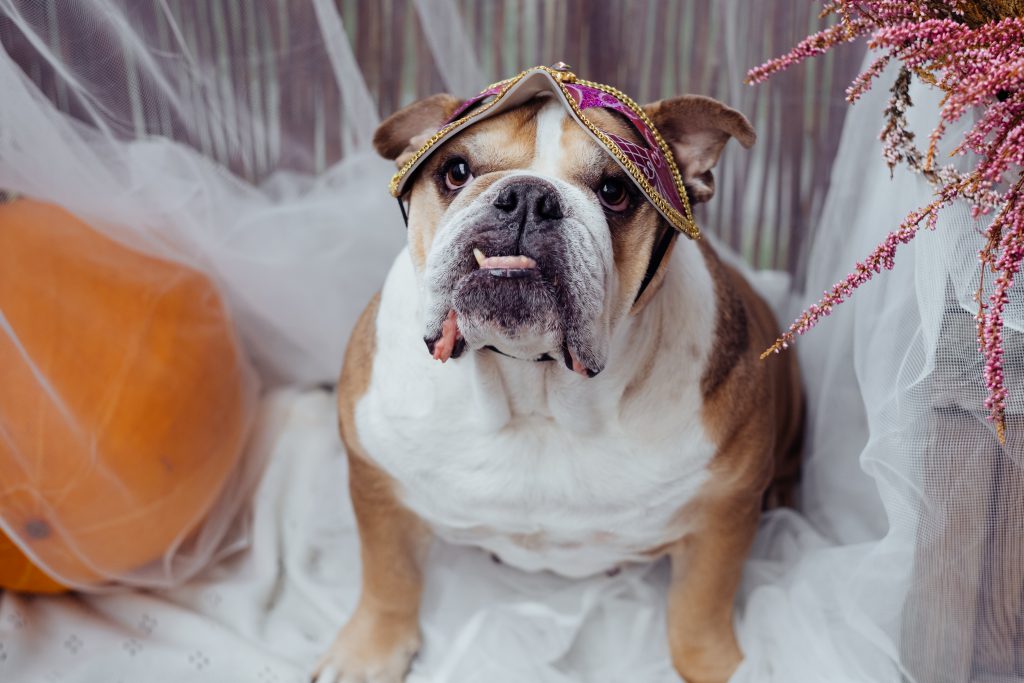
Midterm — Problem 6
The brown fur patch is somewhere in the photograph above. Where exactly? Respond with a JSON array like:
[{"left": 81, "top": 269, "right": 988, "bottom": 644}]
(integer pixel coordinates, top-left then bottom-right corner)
[
  {"left": 374, "top": 93, "right": 462, "bottom": 162},
  {"left": 665, "top": 495, "right": 755, "bottom": 683},
  {"left": 695, "top": 240, "right": 804, "bottom": 502},
  {"left": 338, "top": 293, "right": 381, "bottom": 438},
  {"left": 698, "top": 242, "right": 750, "bottom": 399},
  {"left": 653, "top": 238, "right": 803, "bottom": 683},
  {"left": 644, "top": 95, "right": 755, "bottom": 205},
  {"left": 609, "top": 204, "right": 661, "bottom": 311},
  {"left": 630, "top": 229, "right": 679, "bottom": 314},
  {"left": 324, "top": 294, "right": 433, "bottom": 679},
  {"left": 406, "top": 184, "right": 442, "bottom": 271},
  {"left": 555, "top": 107, "right": 667, "bottom": 314}
]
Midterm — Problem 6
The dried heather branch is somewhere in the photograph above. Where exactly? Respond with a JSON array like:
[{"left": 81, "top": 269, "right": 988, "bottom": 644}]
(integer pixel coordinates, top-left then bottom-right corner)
[
  {"left": 761, "top": 178, "right": 967, "bottom": 359},
  {"left": 749, "top": 1, "right": 1024, "bottom": 441}
]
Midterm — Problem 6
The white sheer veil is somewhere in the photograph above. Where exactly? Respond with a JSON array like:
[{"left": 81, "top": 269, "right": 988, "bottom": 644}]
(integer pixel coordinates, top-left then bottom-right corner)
[{"left": 0, "top": 2, "right": 1021, "bottom": 680}]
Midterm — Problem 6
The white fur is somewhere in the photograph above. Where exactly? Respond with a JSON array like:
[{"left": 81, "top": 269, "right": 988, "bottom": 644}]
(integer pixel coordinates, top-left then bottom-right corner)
[
  {"left": 357, "top": 238, "right": 719, "bottom": 578},
  {"left": 532, "top": 99, "right": 566, "bottom": 176},
  {"left": 357, "top": 99, "right": 721, "bottom": 578}
]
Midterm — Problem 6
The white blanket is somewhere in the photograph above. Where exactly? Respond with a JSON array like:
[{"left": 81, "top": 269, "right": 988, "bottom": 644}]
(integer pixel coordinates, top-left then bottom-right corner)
[{"left": 0, "top": 389, "right": 896, "bottom": 683}]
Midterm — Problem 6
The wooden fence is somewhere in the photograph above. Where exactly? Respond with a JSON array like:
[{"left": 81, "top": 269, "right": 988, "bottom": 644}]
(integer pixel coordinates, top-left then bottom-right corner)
[{"left": 0, "top": 1, "right": 866, "bottom": 273}]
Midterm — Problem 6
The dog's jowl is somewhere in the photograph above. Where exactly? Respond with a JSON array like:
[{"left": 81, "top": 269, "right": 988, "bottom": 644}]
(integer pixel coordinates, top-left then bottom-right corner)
[{"left": 314, "top": 66, "right": 803, "bottom": 683}]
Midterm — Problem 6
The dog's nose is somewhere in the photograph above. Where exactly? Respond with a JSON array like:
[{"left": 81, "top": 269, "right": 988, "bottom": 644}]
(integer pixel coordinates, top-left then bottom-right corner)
[{"left": 493, "top": 179, "right": 563, "bottom": 222}]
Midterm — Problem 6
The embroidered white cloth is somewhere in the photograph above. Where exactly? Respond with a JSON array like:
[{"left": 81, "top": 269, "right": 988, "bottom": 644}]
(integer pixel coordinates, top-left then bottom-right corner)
[
  {"left": 0, "top": 389, "right": 687, "bottom": 683},
  {"left": 0, "top": 386, "right": 867, "bottom": 683}
]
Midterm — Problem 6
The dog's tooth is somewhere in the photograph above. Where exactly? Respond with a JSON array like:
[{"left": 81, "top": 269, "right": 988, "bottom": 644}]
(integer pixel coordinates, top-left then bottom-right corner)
[{"left": 473, "top": 248, "right": 486, "bottom": 267}]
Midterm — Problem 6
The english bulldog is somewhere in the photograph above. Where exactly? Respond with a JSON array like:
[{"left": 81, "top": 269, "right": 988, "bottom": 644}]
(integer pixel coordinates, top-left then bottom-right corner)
[{"left": 314, "top": 65, "right": 803, "bottom": 683}]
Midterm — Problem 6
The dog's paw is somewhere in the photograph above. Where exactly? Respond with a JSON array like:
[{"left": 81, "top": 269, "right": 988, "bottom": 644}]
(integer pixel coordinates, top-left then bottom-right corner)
[
  {"left": 670, "top": 638, "right": 742, "bottom": 683},
  {"left": 311, "top": 611, "right": 420, "bottom": 683}
]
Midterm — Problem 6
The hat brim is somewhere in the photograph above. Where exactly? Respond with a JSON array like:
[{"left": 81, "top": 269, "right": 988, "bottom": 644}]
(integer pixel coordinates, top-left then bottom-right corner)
[{"left": 388, "top": 67, "right": 698, "bottom": 239}]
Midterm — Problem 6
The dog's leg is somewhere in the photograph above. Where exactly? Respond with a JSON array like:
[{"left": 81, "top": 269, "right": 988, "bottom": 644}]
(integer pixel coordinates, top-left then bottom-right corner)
[
  {"left": 313, "top": 451, "right": 430, "bottom": 683},
  {"left": 665, "top": 495, "right": 760, "bottom": 683}
]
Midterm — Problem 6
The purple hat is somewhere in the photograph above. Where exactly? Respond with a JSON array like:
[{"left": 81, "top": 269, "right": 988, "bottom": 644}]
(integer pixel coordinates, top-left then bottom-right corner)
[{"left": 388, "top": 63, "right": 700, "bottom": 240}]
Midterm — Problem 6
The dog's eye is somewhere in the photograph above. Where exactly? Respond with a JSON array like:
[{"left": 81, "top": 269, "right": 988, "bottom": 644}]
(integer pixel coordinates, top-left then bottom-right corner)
[
  {"left": 598, "top": 178, "right": 629, "bottom": 212},
  {"left": 444, "top": 159, "right": 474, "bottom": 191}
]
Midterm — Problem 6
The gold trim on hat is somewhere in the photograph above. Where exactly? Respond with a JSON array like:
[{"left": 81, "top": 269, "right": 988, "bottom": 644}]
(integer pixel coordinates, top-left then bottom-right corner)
[{"left": 388, "top": 65, "right": 699, "bottom": 240}]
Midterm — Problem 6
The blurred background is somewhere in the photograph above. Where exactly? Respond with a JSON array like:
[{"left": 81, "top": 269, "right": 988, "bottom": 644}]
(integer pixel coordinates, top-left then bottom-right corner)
[{"left": 0, "top": 0, "right": 864, "bottom": 276}]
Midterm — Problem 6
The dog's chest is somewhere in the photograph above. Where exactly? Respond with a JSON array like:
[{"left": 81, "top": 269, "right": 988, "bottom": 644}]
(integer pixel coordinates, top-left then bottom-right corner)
[
  {"left": 356, "top": 358, "right": 716, "bottom": 578},
  {"left": 352, "top": 249, "right": 721, "bottom": 578}
]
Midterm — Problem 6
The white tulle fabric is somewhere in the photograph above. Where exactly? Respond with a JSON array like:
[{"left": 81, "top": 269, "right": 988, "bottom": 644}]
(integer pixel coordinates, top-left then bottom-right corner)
[
  {"left": 1, "top": 1, "right": 1021, "bottom": 681},
  {"left": 0, "top": 0, "right": 404, "bottom": 590}
]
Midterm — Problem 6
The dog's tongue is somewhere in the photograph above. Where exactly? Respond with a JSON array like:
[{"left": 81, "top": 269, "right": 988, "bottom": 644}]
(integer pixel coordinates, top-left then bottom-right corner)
[
  {"left": 568, "top": 349, "right": 589, "bottom": 377},
  {"left": 432, "top": 309, "right": 462, "bottom": 362},
  {"left": 432, "top": 307, "right": 589, "bottom": 377}
]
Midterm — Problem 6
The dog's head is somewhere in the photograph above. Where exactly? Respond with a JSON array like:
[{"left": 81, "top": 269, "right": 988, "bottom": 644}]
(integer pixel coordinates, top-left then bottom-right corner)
[{"left": 374, "top": 77, "right": 753, "bottom": 377}]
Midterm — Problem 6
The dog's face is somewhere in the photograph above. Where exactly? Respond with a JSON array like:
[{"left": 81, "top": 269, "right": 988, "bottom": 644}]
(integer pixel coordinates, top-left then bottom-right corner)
[{"left": 374, "top": 92, "right": 754, "bottom": 376}]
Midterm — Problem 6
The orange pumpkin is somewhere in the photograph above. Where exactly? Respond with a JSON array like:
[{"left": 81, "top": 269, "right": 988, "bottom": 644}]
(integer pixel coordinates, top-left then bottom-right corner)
[{"left": 0, "top": 199, "right": 254, "bottom": 592}]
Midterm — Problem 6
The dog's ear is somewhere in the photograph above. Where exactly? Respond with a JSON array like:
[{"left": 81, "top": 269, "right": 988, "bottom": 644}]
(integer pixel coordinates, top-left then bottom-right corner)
[
  {"left": 644, "top": 95, "right": 755, "bottom": 204},
  {"left": 373, "top": 94, "right": 462, "bottom": 167}
]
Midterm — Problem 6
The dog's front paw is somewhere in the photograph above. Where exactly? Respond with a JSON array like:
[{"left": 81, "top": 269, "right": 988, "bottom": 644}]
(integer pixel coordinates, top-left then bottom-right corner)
[
  {"left": 670, "top": 638, "right": 742, "bottom": 683},
  {"left": 312, "top": 610, "right": 421, "bottom": 683}
]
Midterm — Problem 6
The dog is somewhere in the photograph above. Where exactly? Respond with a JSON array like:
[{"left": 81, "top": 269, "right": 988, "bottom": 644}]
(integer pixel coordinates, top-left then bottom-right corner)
[{"left": 314, "top": 66, "right": 803, "bottom": 683}]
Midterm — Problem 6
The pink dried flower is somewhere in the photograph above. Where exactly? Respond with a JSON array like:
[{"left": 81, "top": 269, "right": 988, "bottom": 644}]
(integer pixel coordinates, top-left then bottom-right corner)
[{"left": 750, "top": 1, "right": 1024, "bottom": 442}]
